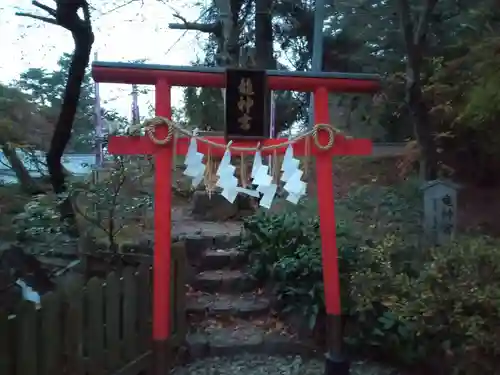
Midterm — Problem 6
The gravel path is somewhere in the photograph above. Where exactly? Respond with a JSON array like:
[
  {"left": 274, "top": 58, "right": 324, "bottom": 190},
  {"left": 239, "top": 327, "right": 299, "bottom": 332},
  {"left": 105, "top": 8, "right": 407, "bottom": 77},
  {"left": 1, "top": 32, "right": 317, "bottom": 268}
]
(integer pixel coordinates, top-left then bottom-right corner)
[{"left": 171, "top": 354, "right": 399, "bottom": 375}]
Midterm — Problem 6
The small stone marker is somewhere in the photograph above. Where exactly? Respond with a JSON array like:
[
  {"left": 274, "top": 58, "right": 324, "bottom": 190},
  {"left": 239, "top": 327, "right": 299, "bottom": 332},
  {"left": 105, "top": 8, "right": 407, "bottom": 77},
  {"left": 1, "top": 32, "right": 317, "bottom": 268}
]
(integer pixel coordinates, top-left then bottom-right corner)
[{"left": 421, "top": 179, "right": 460, "bottom": 246}]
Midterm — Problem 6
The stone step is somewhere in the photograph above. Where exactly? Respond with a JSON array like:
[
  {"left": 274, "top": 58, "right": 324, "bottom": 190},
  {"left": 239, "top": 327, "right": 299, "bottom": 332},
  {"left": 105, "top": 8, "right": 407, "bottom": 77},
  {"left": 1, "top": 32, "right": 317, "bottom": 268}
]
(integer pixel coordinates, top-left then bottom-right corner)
[
  {"left": 192, "top": 270, "right": 257, "bottom": 293},
  {"left": 171, "top": 355, "right": 399, "bottom": 374},
  {"left": 184, "top": 234, "right": 241, "bottom": 262},
  {"left": 186, "top": 293, "right": 270, "bottom": 318},
  {"left": 199, "top": 248, "right": 246, "bottom": 270},
  {"left": 186, "top": 319, "right": 318, "bottom": 358}
]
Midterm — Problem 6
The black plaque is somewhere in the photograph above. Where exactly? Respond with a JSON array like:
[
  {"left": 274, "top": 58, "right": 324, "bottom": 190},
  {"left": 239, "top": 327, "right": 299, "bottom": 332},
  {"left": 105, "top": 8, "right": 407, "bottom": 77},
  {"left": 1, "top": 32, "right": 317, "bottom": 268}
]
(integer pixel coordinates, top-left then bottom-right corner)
[{"left": 225, "top": 68, "right": 269, "bottom": 141}]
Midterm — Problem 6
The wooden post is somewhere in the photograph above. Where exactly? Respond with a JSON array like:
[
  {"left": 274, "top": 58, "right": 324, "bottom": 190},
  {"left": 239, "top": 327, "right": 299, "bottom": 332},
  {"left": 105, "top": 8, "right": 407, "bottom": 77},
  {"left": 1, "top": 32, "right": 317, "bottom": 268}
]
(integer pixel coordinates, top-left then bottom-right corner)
[
  {"left": 152, "top": 78, "right": 173, "bottom": 375},
  {"left": 314, "top": 87, "right": 349, "bottom": 375}
]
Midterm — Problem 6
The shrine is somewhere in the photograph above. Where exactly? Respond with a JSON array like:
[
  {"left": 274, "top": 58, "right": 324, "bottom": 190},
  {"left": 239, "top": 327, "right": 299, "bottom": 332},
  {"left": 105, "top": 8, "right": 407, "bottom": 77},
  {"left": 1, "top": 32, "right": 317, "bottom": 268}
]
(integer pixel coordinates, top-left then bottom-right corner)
[{"left": 91, "top": 61, "right": 380, "bottom": 374}]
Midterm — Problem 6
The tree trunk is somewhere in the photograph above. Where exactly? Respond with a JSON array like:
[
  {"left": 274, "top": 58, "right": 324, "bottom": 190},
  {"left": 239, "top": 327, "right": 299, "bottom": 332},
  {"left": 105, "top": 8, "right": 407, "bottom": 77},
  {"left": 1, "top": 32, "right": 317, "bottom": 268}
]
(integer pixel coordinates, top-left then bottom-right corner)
[
  {"left": 213, "top": 0, "right": 244, "bottom": 65},
  {"left": 255, "top": 0, "right": 275, "bottom": 69},
  {"left": 47, "top": 35, "right": 94, "bottom": 195},
  {"left": 46, "top": 12, "right": 94, "bottom": 224},
  {"left": 405, "top": 63, "right": 438, "bottom": 180},
  {"left": 15, "top": 2, "right": 94, "bottom": 237},
  {"left": 1, "top": 145, "right": 43, "bottom": 194},
  {"left": 397, "top": 0, "right": 439, "bottom": 180},
  {"left": 228, "top": 0, "right": 244, "bottom": 63}
]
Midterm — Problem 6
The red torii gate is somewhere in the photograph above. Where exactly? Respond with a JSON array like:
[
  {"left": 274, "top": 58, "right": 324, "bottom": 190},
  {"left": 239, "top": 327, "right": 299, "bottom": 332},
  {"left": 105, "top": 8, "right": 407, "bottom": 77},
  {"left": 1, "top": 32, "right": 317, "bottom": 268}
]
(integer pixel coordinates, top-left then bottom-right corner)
[{"left": 92, "top": 61, "right": 380, "bottom": 374}]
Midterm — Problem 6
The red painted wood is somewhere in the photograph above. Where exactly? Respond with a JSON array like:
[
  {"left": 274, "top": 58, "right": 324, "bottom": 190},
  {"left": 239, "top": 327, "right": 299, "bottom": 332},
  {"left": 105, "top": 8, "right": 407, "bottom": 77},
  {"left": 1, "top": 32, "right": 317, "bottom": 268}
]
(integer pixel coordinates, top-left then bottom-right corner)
[
  {"left": 152, "top": 79, "right": 173, "bottom": 341},
  {"left": 92, "top": 66, "right": 380, "bottom": 93},
  {"left": 108, "top": 134, "right": 373, "bottom": 157},
  {"left": 314, "top": 87, "right": 341, "bottom": 316}
]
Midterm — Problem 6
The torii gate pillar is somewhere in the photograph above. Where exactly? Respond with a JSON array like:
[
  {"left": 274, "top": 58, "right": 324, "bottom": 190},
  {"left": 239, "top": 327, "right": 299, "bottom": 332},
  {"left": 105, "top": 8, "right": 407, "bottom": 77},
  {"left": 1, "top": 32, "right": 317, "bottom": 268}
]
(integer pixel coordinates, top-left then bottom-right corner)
[{"left": 92, "top": 61, "right": 380, "bottom": 375}]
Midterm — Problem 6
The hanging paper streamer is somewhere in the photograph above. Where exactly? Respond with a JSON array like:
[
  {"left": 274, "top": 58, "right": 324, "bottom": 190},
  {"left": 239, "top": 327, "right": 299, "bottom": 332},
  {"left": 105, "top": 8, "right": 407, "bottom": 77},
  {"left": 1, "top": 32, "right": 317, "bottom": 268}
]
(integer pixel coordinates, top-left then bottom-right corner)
[
  {"left": 281, "top": 158, "right": 300, "bottom": 182},
  {"left": 253, "top": 165, "right": 277, "bottom": 209},
  {"left": 236, "top": 187, "right": 260, "bottom": 198},
  {"left": 178, "top": 131, "right": 315, "bottom": 208},
  {"left": 251, "top": 149, "right": 263, "bottom": 180},
  {"left": 281, "top": 144, "right": 307, "bottom": 204},
  {"left": 216, "top": 148, "right": 238, "bottom": 203},
  {"left": 183, "top": 137, "right": 205, "bottom": 187},
  {"left": 285, "top": 175, "right": 306, "bottom": 204},
  {"left": 216, "top": 147, "right": 231, "bottom": 176},
  {"left": 284, "top": 169, "right": 307, "bottom": 204},
  {"left": 259, "top": 183, "right": 278, "bottom": 209},
  {"left": 281, "top": 144, "right": 300, "bottom": 182},
  {"left": 253, "top": 165, "right": 272, "bottom": 188}
]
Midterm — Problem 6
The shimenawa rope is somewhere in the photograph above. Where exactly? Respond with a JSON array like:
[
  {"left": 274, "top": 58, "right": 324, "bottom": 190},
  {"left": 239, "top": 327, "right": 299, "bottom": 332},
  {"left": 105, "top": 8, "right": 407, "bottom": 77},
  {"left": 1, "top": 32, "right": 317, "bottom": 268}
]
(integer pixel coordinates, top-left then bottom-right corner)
[{"left": 127, "top": 116, "right": 352, "bottom": 152}]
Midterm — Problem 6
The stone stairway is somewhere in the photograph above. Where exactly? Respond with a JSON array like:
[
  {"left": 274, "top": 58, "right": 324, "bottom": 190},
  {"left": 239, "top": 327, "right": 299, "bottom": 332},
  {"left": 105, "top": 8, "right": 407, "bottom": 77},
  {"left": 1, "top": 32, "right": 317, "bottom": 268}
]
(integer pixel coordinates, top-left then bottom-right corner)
[
  {"left": 172, "top": 233, "right": 401, "bottom": 375},
  {"left": 184, "top": 234, "right": 316, "bottom": 359}
]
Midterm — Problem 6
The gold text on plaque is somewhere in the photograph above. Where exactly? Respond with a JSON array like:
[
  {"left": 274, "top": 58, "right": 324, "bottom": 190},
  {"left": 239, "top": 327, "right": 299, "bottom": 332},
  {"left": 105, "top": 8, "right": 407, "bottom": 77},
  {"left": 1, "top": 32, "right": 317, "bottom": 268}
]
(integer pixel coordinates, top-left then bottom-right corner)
[
  {"left": 238, "top": 113, "right": 252, "bottom": 130},
  {"left": 238, "top": 78, "right": 254, "bottom": 96},
  {"left": 238, "top": 96, "right": 254, "bottom": 113}
]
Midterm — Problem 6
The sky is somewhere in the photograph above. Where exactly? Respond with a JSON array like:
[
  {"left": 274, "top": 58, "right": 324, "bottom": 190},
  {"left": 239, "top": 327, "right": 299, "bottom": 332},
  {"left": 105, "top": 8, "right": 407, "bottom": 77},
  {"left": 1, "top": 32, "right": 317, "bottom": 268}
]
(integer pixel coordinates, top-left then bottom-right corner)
[{"left": 0, "top": 0, "right": 208, "bottom": 120}]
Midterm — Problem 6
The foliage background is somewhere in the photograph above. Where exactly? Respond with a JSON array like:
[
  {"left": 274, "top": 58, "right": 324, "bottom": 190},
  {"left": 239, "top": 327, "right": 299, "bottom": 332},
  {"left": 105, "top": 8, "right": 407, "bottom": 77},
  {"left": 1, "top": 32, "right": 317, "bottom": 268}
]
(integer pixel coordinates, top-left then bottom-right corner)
[{"left": 241, "top": 179, "right": 500, "bottom": 374}]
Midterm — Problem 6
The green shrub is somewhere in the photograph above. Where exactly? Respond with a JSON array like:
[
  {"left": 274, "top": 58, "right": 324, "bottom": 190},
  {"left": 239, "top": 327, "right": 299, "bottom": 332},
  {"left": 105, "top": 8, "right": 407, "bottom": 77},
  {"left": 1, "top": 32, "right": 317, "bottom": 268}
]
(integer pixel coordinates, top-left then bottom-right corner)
[
  {"left": 241, "top": 183, "right": 421, "bottom": 330},
  {"left": 396, "top": 236, "right": 500, "bottom": 373},
  {"left": 241, "top": 202, "right": 321, "bottom": 280},
  {"left": 241, "top": 182, "right": 500, "bottom": 374},
  {"left": 13, "top": 193, "right": 70, "bottom": 248},
  {"left": 346, "top": 234, "right": 423, "bottom": 364},
  {"left": 349, "top": 234, "right": 500, "bottom": 373}
]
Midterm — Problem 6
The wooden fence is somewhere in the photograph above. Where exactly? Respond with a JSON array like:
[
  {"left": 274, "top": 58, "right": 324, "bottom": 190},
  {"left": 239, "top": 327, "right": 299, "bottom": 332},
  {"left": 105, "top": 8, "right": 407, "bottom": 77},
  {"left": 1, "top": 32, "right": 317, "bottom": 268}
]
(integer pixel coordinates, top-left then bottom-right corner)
[{"left": 0, "top": 249, "right": 187, "bottom": 375}]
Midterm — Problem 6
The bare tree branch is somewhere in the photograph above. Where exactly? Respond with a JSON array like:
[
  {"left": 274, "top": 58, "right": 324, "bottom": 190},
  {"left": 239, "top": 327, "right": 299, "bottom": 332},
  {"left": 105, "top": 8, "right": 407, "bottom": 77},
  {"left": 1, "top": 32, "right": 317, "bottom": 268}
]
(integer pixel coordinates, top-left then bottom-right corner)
[
  {"left": 100, "top": 0, "right": 137, "bottom": 16},
  {"left": 414, "top": 0, "right": 438, "bottom": 45},
  {"left": 172, "top": 13, "right": 187, "bottom": 23},
  {"left": 168, "top": 12, "right": 220, "bottom": 34},
  {"left": 397, "top": 0, "right": 415, "bottom": 47},
  {"left": 168, "top": 21, "right": 220, "bottom": 33},
  {"left": 32, "top": 1, "right": 57, "bottom": 17},
  {"left": 81, "top": 0, "right": 91, "bottom": 22},
  {"left": 15, "top": 12, "right": 57, "bottom": 25},
  {"left": 397, "top": 0, "right": 439, "bottom": 49}
]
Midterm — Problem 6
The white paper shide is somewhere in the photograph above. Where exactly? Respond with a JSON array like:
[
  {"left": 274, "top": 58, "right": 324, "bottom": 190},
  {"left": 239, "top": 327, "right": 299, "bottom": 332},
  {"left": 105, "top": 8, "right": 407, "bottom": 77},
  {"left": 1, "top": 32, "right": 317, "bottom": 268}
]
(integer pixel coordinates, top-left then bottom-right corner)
[
  {"left": 181, "top": 139, "right": 307, "bottom": 208},
  {"left": 183, "top": 137, "right": 205, "bottom": 187},
  {"left": 281, "top": 145, "right": 307, "bottom": 204},
  {"left": 251, "top": 150, "right": 277, "bottom": 209},
  {"left": 216, "top": 148, "right": 238, "bottom": 203}
]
